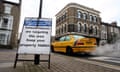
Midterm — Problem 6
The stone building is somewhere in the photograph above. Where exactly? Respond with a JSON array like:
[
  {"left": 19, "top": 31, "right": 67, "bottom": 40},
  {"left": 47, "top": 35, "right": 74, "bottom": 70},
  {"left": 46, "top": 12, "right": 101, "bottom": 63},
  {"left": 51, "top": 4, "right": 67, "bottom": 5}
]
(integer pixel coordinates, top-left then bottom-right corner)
[
  {"left": 0, "top": 0, "right": 21, "bottom": 48},
  {"left": 55, "top": 3, "right": 101, "bottom": 45}
]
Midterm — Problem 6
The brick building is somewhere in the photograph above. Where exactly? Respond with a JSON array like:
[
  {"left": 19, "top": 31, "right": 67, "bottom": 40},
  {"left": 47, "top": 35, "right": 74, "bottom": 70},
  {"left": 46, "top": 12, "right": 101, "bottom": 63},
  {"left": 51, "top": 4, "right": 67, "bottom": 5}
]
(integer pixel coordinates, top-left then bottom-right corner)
[
  {"left": 0, "top": 0, "right": 21, "bottom": 48},
  {"left": 55, "top": 3, "right": 101, "bottom": 45}
]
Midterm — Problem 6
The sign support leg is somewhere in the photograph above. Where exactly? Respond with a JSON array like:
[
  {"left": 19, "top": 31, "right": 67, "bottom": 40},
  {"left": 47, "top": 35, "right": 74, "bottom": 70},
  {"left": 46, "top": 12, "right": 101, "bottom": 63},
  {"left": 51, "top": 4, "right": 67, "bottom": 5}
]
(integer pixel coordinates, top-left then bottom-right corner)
[
  {"left": 34, "top": 54, "right": 40, "bottom": 65},
  {"left": 48, "top": 54, "right": 51, "bottom": 69},
  {"left": 14, "top": 53, "right": 19, "bottom": 68}
]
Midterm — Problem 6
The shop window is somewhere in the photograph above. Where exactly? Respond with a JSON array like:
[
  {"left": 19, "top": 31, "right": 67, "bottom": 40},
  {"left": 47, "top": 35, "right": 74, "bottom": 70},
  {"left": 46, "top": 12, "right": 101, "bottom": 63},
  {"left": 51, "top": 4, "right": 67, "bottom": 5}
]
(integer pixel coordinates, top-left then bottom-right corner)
[
  {"left": 68, "top": 24, "right": 74, "bottom": 32},
  {"left": 89, "top": 26, "right": 93, "bottom": 34}
]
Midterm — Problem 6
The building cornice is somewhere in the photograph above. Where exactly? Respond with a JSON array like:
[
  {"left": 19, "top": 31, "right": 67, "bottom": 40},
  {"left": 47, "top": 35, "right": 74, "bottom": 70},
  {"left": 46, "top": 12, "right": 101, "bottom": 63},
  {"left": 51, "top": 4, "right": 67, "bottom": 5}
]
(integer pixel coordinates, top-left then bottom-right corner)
[{"left": 56, "top": 2, "right": 100, "bottom": 17}]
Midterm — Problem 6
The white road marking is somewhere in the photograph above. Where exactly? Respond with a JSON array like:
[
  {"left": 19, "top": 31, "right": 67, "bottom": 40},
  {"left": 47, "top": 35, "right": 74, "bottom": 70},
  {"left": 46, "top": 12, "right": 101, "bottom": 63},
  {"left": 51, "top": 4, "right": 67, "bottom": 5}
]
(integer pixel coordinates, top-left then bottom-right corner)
[{"left": 89, "top": 56, "right": 120, "bottom": 64}]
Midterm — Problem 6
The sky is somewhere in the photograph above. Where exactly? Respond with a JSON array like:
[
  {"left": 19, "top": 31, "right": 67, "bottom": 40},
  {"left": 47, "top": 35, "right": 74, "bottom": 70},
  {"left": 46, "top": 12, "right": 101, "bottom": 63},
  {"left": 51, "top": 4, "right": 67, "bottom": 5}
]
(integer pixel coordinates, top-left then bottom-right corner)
[{"left": 6, "top": 0, "right": 120, "bottom": 36}]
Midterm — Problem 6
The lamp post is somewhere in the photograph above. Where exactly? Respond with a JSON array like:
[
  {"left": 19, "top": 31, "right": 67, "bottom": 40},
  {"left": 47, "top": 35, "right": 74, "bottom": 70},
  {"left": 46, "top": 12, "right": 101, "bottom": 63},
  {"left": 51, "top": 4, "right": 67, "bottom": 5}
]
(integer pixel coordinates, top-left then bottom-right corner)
[{"left": 34, "top": 0, "right": 43, "bottom": 65}]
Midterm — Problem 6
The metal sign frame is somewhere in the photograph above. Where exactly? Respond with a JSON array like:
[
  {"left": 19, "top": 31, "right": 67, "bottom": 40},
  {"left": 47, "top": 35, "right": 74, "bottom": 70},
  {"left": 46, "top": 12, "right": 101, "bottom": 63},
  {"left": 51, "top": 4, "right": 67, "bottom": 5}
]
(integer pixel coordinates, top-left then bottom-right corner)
[{"left": 14, "top": 17, "right": 52, "bottom": 69}]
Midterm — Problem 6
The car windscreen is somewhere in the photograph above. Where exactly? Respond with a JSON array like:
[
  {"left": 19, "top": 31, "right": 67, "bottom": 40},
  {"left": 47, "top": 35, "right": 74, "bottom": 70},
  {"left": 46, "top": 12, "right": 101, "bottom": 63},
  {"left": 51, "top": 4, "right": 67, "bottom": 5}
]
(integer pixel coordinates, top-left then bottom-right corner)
[{"left": 73, "top": 35, "right": 85, "bottom": 40}]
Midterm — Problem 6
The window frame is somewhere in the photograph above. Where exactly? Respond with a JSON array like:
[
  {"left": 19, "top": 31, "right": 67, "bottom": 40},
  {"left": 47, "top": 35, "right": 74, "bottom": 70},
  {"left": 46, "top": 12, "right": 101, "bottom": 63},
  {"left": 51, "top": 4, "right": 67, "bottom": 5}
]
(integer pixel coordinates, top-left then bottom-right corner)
[
  {"left": 65, "top": 36, "right": 71, "bottom": 41},
  {"left": 59, "top": 36, "right": 65, "bottom": 41},
  {"left": 77, "top": 10, "right": 82, "bottom": 18}
]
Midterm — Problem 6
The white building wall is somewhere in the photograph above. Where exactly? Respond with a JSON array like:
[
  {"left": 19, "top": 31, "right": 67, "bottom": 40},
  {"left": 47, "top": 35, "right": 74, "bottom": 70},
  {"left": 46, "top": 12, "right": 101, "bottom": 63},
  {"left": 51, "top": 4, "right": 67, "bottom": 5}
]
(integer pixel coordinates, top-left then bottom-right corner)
[
  {"left": 0, "top": 30, "right": 11, "bottom": 45},
  {"left": 0, "top": 3, "right": 13, "bottom": 45}
]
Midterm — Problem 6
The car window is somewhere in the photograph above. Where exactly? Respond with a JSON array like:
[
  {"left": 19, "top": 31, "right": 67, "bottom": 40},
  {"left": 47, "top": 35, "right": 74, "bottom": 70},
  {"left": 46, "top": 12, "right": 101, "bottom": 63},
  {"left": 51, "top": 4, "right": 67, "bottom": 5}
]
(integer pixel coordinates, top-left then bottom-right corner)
[
  {"left": 73, "top": 35, "right": 85, "bottom": 40},
  {"left": 59, "top": 36, "right": 65, "bottom": 41},
  {"left": 65, "top": 36, "right": 70, "bottom": 41}
]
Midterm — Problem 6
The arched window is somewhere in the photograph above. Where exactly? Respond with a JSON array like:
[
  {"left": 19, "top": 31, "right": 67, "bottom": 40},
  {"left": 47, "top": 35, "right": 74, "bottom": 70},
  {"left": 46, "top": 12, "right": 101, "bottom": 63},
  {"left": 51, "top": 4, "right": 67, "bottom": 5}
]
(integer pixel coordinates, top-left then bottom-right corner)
[{"left": 77, "top": 10, "right": 82, "bottom": 18}]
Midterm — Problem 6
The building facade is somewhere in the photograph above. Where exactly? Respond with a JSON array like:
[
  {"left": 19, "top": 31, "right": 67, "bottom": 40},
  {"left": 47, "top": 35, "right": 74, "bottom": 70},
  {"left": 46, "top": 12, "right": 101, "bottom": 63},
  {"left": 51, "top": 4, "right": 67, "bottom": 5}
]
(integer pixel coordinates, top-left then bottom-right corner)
[
  {"left": 101, "top": 22, "right": 120, "bottom": 44},
  {"left": 0, "top": 0, "right": 21, "bottom": 48},
  {"left": 55, "top": 3, "right": 101, "bottom": 45}
]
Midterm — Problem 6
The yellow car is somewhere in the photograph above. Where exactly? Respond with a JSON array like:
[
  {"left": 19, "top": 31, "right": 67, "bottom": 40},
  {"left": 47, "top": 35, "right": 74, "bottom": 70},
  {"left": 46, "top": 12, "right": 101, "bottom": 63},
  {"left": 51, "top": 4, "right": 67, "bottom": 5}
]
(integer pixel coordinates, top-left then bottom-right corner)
[{"left": 51, "top": 35, "right": 96, "bottom": 55}]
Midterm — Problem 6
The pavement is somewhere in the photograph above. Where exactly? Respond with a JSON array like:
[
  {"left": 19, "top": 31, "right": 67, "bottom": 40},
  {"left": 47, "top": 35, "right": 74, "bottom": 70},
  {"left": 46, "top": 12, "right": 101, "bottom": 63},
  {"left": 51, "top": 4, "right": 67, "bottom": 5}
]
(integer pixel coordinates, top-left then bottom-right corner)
[{"left": 0, "top": 49, "right": 120, "bottom": 72}]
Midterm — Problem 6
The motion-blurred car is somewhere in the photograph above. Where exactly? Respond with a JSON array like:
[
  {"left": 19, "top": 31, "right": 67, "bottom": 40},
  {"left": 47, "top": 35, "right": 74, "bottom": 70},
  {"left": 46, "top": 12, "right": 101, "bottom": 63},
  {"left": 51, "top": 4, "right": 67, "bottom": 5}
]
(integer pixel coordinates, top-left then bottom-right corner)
[{"left": 51, "top": 35, "right": 96, "bottom": 55}]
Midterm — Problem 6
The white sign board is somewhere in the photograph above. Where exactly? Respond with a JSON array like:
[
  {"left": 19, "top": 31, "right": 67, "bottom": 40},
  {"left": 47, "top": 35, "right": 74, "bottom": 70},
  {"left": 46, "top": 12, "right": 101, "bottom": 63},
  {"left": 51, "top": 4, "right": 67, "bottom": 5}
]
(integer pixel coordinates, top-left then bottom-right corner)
[{"left": 18, "top": 18, "right": 52, "bottom": 54}]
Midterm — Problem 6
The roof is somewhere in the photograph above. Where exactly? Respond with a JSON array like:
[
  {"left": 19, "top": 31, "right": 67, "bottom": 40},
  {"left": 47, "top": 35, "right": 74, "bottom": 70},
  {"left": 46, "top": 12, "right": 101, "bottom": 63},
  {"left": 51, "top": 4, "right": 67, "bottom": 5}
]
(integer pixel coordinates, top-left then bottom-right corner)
[
  {"left": 56, "top": 2, "right": 100, "bottom": 17},
  {"left": 3, "top": 0, "right": 21, "bottom": 6}
]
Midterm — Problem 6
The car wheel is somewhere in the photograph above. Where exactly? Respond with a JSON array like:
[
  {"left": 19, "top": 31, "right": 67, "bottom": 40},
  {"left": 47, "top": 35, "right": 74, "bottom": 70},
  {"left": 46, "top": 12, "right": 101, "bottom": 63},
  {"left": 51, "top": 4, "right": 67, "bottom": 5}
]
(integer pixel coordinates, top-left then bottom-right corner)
[
  {"left": 66, "top": 47, "right": 73, "bottom": 56},
  {"left": 51, "top": 46, "right": 54, "bottom": 52}
]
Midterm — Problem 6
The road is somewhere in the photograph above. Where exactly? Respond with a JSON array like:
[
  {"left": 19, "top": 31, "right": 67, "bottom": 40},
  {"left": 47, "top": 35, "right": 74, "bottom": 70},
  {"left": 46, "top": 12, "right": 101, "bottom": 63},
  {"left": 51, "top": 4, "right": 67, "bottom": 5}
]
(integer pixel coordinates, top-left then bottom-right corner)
[{"left": 0, "top": 49, "right": 120, "bottom": 72}]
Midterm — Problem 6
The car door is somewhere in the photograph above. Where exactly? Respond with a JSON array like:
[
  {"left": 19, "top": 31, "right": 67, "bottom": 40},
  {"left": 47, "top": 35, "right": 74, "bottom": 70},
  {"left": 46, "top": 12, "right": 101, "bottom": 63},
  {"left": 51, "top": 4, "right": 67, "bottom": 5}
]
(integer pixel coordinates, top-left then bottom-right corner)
[
  {"left": 53, "top": 36, "right": 66, "bottom": 52},
  {"left": 60, "top": 35, "right": 72, "bottom": 47}
]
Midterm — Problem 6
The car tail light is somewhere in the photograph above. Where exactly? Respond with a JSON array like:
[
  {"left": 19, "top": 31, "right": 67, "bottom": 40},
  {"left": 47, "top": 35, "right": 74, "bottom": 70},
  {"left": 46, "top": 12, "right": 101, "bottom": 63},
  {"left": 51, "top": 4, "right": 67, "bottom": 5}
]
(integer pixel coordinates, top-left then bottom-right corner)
[
  {"left": 74, "top": 40, "right": 84, "bottom": 46},
  {"left": 77, "top": 42, "right": 84, "bottom": 45},
  {"left": 94, "top": 43, "right": 96, "bottom": 45}
]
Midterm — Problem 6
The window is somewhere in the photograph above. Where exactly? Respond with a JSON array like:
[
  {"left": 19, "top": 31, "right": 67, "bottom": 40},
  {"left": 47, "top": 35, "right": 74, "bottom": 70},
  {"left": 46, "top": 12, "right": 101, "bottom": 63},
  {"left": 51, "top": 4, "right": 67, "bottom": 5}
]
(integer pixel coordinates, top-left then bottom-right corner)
[
  {"left": 77, "top": 11, "right": 82, "bottom": 18},
  {"left": 4, "top": 4, "right": 12, "bottom": 14},
  {"left": 78, "top": 23, "right": 82, "bottom": 32},
  {"left": 60, "top": 27, "right": 62, "bottom": 34},
  {"left": 59, "top": 36, "right": 65, "bottom": 41},
  {"left": 89, "top": 25, "right": 93, "bottom": 34},
  {"left": 56, "top": 30, "right": 58, "bottom": 34},
  {"left": 62, "top": 25, "right": 64, "bottom": 33},
  {"left": 84, "top": 24, "right": 87, "bottom": 32},
  {"left": 0, "top": 34, "right": 6, "bottom": 45},
  {"left": 59, "top": 28, "right": 61, "bottom": 34},
  {"left": 90, "top": 15, "right": 93, "bottom": 22},
  {"left": 56, "top": 19, "right": 59, "bottom": 23},
  {"left": 93, "top": 16, "right": 97, "bottom": 22},
  {"left": 73, "top": 35, "right": 85, "bottom": 40},
  {"left": 65, "top": 36, "right": 70, "bottom": 41},
  {"left": 104, "top": 33, "right": 107, "bottom": 39},
  {"left": 2, "top": 18, "right": 8, "bottom": 28},
  {"left": 0, "top": 17, "right": 1, "bottom": 22},
  {"left": 83, "top": 13, "right": 87, "bottom": 20},
  {"left": 63, "top": 13, "right": 67, "bottom": 20},
  {"left": 68, "top": 24, "right": 74, "bottom": 32},
  {"left": 64, "top": 24, "right": 67, "bottom": 33},
  {"left": 64, "top": 13, "right": 67, "bottom": 19},
  {"left": 95, "top": 27, "right": 97, "bottom": 35}
]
